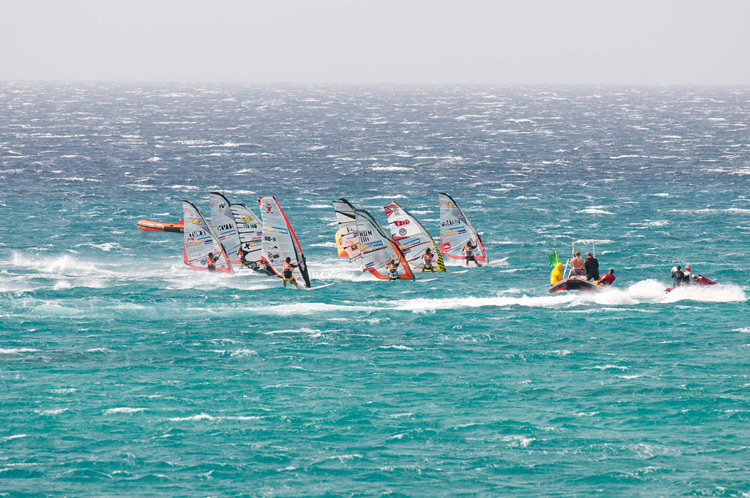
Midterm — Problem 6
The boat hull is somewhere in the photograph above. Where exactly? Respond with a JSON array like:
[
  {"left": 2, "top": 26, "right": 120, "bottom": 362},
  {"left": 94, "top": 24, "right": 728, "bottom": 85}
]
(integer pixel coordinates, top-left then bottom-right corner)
[{"left": 549, "top": 278, "right": 601, "bottom": 294}]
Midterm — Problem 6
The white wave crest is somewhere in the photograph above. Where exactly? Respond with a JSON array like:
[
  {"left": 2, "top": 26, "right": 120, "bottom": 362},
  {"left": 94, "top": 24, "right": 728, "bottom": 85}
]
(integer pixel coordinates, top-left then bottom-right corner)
[{"left": 104, "top": 407, "right": 146, "bottom": 415}]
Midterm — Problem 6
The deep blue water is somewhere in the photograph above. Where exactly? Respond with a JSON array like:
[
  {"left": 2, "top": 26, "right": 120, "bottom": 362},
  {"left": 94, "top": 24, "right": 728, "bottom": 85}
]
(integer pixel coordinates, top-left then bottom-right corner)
[{"left": 1, "top": 83, "right": 749, "bottom": 496}]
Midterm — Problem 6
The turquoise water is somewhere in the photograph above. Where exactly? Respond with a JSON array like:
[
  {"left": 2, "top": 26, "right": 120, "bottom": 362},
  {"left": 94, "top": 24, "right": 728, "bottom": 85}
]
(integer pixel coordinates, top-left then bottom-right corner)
[{"left": 1, "top": 83, "right": 749, "bottom": 496}]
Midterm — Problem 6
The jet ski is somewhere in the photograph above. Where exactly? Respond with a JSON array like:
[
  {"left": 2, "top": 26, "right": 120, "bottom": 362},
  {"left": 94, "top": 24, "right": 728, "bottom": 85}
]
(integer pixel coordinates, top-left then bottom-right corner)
[
  {"left": 137, "top": 219, "right": 184, "bottom": 233},
  {"left": 666, "top": 275, "right": 718, "bottom": 292}
]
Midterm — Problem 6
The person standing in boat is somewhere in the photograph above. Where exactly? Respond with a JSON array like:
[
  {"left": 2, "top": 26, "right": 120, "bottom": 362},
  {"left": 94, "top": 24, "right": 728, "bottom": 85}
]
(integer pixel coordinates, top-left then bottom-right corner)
[
  {"left": 584, "top": 252, "right": 599, "bottom": 281},
  {"left": 671, "top": 265, "right": 684, "bottom": 287},
  {"left": 570, "top": 251, "right": 585, "bottom": 275},
  {"left": 596, "top": 268, "right": 615, "bottom": 286},
  {"left": 550, "top": 261, "right": 563, "bottom": 286},
  {"left": 463, "top": 240, "right": 482, "bottom": 267}
]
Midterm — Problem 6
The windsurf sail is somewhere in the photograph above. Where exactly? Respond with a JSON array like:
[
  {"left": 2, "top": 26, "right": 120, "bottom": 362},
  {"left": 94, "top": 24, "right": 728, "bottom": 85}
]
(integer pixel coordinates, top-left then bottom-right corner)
[
  {"left": 230, "top": 202, "right": 263, "bottom": 266},
  {"left": 210, "top": 192, "right": 241, "bottom": 265},
  {"left": 332, "top": 198, "right": 361, "bottom": 263},
  {"left": 354, "top": 207, "right": 414, "bottom": 281},
  {"left": 438, "top": 192, "right": 487, "bottom": 262},
  {"left": 384, "top": 201, "right": 445, "bottom": 272},
  {"left": 182, "top": 200, "right": 233, "bottom": 273},
  {"left": 259, "top": 196, "right": 311, "bottom": 288}
]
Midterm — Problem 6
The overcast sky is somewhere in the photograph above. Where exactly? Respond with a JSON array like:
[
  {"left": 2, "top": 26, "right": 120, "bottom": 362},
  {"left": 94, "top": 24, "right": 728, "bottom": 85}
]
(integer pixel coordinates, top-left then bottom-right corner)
[{"left": 2, "top": 0, "right": 749, "bottom": 84}]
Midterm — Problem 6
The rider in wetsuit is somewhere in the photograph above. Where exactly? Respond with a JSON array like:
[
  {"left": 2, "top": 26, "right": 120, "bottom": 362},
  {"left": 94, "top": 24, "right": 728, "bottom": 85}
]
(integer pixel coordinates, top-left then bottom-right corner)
[
  {"left": 206, "top": 252, "right": 217, "bottom": 272},
  {"left": 462, "top": 240, "right": 482, "bottom": 267},
  {"left": 386, "top": 258, "right": 400, "bottom": 280},
  {"left": 281, "top": 257, "right": 299, "bottom": 288},
  {"left": 422, "top": 248, "right": 436, "bottom": 272}
]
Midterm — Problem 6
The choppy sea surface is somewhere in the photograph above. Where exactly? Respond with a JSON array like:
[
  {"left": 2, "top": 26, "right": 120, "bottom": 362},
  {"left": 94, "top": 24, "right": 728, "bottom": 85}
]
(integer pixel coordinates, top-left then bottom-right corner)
[{"left": 1, "top": 83, "right": 749, "bottom": 496}]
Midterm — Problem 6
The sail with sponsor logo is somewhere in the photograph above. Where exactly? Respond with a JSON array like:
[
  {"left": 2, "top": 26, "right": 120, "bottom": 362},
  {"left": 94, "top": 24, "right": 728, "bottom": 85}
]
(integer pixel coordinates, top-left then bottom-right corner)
[
  {"left": 182, "top": 200, "right": 233, "bottom": 273},
  {"left": 230, "top": 202, "right": 263, "bottom": 266},
  {"left": 332, "top": 198, "right": 361, "bottom": 263},
  {"left": 384, "top": 201, "right": 446, "bottom": 272},
  {"left": 438, "top": 192, "right": 487, "bottom": 262},
  {"left": 258, "top": 196, "right": 311, "bottom": 288},
  {"left": 353, "top": 207, "right": 414, "bottom": 280},
  {"left": 209, "top": 192, "right": 241, "bottom": 265}
]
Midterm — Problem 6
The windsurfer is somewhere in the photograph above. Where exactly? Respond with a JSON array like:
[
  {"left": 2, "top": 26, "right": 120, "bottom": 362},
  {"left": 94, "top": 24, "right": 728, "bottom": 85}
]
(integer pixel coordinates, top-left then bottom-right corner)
[
  {"left": 206, "top": 252, "right": 217, "bottom": 272},
  {"left": 386, "top": 258, "right": 400, "bottom": 280},
  {"left": 570, "top": 251, "right": 585, "bottom": 275},
  {"left": 595, "top": 268, "right": 615, "bottom": 286},
  {"left": 463, "top": 241, "right": 482, "bottom": 267},
  {"left": 422, "top": 248, "right": 436, "bottom": 272},
  {"left": 282, "top": 257, "right": 299, "bottom": 288},
  {"left": 584, "top": 252, "right": 599, "bottom": 281}
]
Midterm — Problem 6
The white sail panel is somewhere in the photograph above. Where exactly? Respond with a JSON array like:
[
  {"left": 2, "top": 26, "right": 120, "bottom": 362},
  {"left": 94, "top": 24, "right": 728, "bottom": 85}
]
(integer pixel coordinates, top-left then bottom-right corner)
[
  {"left": 210, "top": 192, "right": 241, "bottom": 265},
  {"left": 259, "top": 196, "right": 311, "bottom": 287},
  {"left": 182, "top": 200, "right": 233, "bottom": 273},
  {"left": 354, "top": 208, "right": 414, "bottom": 280},
  {"left": 438, "top": 192, "right": 487, "bottom": 262},
  {"left": 384, "top": 201, "right": 445, "bottom": 272},
  {"left": 230, "top": 202, "right": 263, "bottom": 265}
]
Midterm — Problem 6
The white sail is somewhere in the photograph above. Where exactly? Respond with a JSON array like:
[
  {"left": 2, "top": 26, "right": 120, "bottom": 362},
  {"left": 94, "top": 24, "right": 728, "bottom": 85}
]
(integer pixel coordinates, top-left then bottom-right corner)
[
  {"left": 209, "top": 192, "right": 241, "bottom": 265},
  {"left": 259, "top": 196, "right": 311, "bottom": 287},
  {"left": 182, "top": 200, "right": 233, "bottom": 273},
  {"left": 384, "top": 201, "right": 445, "bottom": 272},
  {"left": 354, "top": 207, "right": 414, "bottom": 280},
  {"left": 438, "top": 192, "right": 487, "bottom": 262},
  {"left": 230, "top": 202, "right": 263, "bottom": 265},
  {"left": 332, "top": 198, "right": 361, "bottom": 263}
]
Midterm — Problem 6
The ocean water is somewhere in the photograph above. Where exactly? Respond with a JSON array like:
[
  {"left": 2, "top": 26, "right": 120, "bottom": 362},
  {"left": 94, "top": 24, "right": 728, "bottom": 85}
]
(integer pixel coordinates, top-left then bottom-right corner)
[{"left": 1, "top": 83, "right": 749, "bottom": 496}]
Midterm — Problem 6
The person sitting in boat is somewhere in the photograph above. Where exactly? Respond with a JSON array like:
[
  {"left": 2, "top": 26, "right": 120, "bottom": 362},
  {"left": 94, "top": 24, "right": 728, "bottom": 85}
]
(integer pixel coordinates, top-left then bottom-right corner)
[
  {"left": 671, "top": 265, "right": 684, "bottom": 287},
  {"left": 281, "top": 257, "right": 299, "bottom": 288},
  {"left": 595, "top": 268, "right": 615, "bottom": 286},
  {"left": 550, "top": 261, "right": 563, "bottom": 286},
  {"left": 584, "top": 252, "right": 599, "bottom": 281},
  {"left": 386, "top": 257, "right": 401, "bottom": 280},
  {"left": 206, "top": 252, "right": 217, "bottom": 272},
  {"left": 462, "top": 240, "right": 482, "bottom": 267},
  {"left": 570, "top": 251, "right": 585, "bottom": 276},
  {"left": 422, "top": 248, "right": 436, "bottom": 272}
]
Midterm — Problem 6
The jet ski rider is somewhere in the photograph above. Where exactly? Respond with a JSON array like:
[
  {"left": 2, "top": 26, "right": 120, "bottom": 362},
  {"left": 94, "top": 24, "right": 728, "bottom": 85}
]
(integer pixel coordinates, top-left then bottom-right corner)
[{"left": 671, "top": 265, "right": 685, "bottom": 288}]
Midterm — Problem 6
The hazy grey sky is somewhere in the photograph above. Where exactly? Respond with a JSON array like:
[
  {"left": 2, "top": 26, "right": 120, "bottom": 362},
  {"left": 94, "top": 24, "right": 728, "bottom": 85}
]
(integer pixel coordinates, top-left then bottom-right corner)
[{"left": 2, "top": 0, "right": 749, "bottom": 84}]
